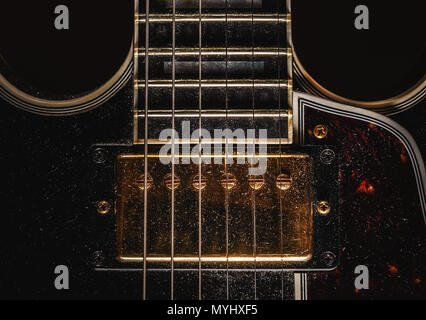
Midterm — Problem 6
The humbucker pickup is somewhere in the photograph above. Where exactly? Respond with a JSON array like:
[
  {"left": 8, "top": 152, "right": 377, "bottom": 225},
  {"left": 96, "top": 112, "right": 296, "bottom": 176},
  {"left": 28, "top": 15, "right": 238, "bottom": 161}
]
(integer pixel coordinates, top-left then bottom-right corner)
[
  {"left": 117, "top": 153, "right": 313, "bottom": 263},
  {"left": 90, "top": 145, "right": 339, "bottom": 271}
]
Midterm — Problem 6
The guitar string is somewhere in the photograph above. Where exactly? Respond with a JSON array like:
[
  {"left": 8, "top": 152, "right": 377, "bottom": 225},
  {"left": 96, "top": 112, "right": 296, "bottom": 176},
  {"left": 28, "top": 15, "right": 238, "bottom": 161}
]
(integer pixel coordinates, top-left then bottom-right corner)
[
  {"left": 286, "top": 0, "right": 303, "bottom": 299},
  {"left": 198, "top": 0, "right": 203, "bottom": 301},
  {"left": 277, "top": 0, "right": 284, "bottom": 300},
  {"left": 143, "top": 0, "right": 149, "bottom": 301},
  {"left": 279, "top": 0, "right": 286, "bottom": 300},
  {"left": 171, "top": 0, "right": 176, "bottom": 300},
  {"left": 251, "top": 0, "right": 257, "bottom": 301},
  {"left": 225, "top": 0, "right": 230, "bottom": 301}
]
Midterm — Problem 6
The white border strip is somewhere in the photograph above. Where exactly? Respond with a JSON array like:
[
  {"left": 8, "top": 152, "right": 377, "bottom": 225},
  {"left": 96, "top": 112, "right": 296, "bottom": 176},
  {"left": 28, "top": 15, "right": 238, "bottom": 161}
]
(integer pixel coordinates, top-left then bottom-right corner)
[{"left": 293, "top": 92, "right": 426, "bottom": 222}]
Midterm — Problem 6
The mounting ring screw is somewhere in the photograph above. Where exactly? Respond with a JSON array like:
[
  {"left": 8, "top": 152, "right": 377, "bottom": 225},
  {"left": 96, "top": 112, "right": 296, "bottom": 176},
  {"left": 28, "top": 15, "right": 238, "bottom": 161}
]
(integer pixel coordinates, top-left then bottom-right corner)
[
  {"left": 317, "top": 201, "right": 331, "bottom": 216},
  {"left": 97, "top": 201, "right": 111, "bottom": 215},
  {"left": 314, "top": 124, "right": 328, "bottom": 139},
  {"left": 320, "top": 149, "right": 335, "bottom": 165},
  {"left": 90, "top": 251, "right": 105, "bottom": 268},
  {"left": 320, "top": 251, "right": 336, "bottom": 268},
  {"left": 93, "top": 148, "right": 106, "bottom": 164}
]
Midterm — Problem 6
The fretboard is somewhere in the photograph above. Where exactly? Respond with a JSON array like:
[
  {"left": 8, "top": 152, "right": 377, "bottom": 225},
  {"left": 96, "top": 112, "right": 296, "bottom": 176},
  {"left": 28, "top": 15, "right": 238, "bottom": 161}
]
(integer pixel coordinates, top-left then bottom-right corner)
[{"left": 133, "top": 0, "right": 293, "bottom": 144}]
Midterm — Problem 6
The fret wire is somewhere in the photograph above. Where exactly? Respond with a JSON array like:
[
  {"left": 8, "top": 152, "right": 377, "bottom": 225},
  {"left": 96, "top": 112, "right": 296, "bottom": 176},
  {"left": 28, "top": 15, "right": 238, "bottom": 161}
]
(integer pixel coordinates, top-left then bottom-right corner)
[
  {"left": 171, "top": 0, "right": 176, "bottom": 301},
  {"left": 136, "top": 80, "right": 290, "bottom": 88},
  {"left": 136, "top": 13, "right": 289, "bottom": 23},
  {"left": 198, "top": 0, "right": 202, "bottom": 301},
  {"left": 225, "top": 0, "right": 229, "bottom": 301},
  {"left": 133, "top": 1, "right": 140, "bottom": 143},
  {"left": 143, "top": 0, "right": 149, "bottom": 301},
  {"left": 136, "top": 48, "right": 290, "bottom": 56}
]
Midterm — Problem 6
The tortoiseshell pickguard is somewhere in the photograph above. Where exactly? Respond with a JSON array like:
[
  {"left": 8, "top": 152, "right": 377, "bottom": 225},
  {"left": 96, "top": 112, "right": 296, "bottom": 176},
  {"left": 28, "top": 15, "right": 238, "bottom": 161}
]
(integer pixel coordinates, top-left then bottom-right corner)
[{"left": 304, "top": 107, "right": 425, "bottom": 299}]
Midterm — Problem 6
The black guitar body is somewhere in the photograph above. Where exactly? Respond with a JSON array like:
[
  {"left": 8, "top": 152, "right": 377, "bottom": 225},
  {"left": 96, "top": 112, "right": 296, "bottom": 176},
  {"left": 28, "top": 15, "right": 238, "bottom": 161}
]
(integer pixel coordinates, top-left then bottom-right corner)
[{"left": 0, "top": 0, "right": 425, "bottom": 300}]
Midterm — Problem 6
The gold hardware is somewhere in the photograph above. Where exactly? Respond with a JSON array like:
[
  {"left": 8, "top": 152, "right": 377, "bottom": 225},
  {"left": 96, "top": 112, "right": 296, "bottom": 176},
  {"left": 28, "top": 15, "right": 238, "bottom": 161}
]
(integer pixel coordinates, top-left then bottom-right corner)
[
  {"left": 135, "top": 173, "right": 153, "bottom": 191},
  {"left": 248, "top": 175, "right": 265, "bottom": 190},
  {"left": 116, "top": 154, "right": 313, "bottom": 264},
  {"left": 192, "top": 174, "right": 207, "bottom": 191},
  {"left": 97, "top": 201, "right": 111, "bottom": 215},
  {"left": 313, "top": 125, "right": 328, "bottom": 139},
  {"left": 164, "top": 174, "right": 181, "bottom": 190},
  {"left": 220, "top": 173, "right": 237, "bottom": 190},
  {"left": 317, "top": 201, "right": 331, "bottom": 216},
  {"left": 276, "top": 173, "right": 292, "bottom": 191}
]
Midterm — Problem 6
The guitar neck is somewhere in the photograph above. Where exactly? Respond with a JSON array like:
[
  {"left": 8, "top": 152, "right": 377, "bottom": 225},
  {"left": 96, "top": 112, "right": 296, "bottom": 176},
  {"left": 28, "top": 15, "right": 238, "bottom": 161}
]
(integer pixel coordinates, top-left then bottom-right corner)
[{"left": 133, "top": 0, "right": 293, "bottom": 145}]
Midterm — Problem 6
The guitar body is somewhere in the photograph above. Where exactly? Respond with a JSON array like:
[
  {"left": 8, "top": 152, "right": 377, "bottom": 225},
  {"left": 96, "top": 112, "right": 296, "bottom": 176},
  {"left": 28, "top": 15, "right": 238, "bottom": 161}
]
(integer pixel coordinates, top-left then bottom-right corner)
[
  {"left": 295, "top": 94, "right": 426, "bottom": 299},
  {"left": 0, "top": 0, "right": 424, "bottom": 300}
]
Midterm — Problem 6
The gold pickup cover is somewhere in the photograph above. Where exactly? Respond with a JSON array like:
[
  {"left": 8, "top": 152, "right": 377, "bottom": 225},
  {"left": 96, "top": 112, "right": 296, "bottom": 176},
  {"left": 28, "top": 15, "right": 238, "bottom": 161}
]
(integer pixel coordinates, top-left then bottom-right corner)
[{"left": 116, "top": 154, "right": 313, "bottom": 264}]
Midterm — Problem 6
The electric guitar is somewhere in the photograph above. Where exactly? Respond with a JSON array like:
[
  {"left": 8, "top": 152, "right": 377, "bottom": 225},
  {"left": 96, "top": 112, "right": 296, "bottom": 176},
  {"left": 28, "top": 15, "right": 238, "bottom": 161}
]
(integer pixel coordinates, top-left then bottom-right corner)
[{"left": 0, "top": 0, "right": 424, "bottom": 300}]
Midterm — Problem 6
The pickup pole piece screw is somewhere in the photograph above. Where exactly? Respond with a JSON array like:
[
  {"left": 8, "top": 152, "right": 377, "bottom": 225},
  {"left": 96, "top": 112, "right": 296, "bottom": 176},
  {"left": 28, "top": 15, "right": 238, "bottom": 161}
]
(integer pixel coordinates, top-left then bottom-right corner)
[
  {"left": 192, "top": 174, "right": 207, "bottom": 191},
  {"left": 220, "top": 173, "right": 237, "bottom": 190},
  {"left": 276, "top": 173, "right": 292, "bottom": 191},
  {"left": 249, "top": 175, "right": 265, "bottom": 190},
  {"left": 164, "top": 174, "right": 181, "bottom": 190},
  {"left": 136, "top": 173, "right": 153, "bottom": 191}
]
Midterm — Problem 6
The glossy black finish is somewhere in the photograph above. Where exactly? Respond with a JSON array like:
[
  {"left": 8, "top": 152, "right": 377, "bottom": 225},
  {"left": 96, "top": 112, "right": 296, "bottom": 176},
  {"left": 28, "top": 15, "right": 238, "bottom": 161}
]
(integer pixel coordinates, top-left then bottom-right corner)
[
  {"left": 292, "top": 0, "right": 425, "bottom": 101},
  {"left": 0, "top": 0, "right": 133, "bottom": 99},
  {"left": 0, "top": 82, "right": 134, "bottom": 299},
  {"left": 0, "top": 1, "right": 424, "bottom": 300}
]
